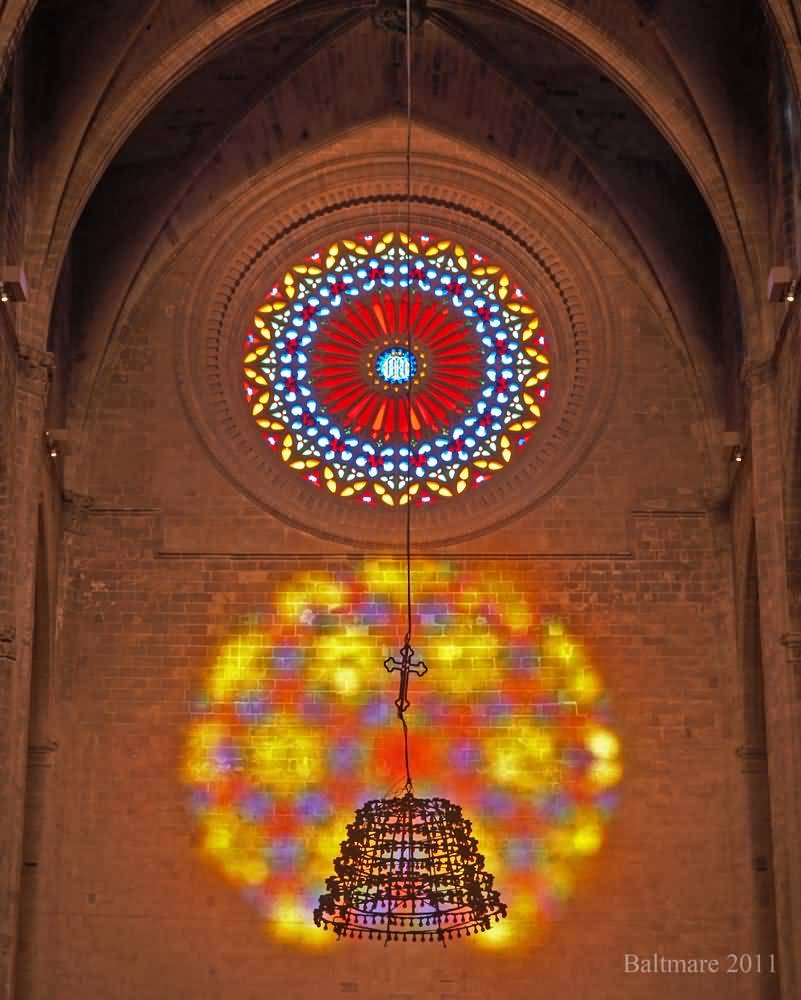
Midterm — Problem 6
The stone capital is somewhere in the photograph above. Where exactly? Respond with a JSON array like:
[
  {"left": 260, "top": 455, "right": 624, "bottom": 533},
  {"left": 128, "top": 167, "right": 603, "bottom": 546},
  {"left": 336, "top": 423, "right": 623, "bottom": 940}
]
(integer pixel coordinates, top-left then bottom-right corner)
[
  {"left": 16, "top": 341, "right": 55, "bottom": 397},
  {"left": 736, "top": 743, "right": 767, "bottom": 773},
  {"left": 0, "top": 624, "right": 16, "bottom": 663},
  {"left": 781, "top": 633, "right": 801, "bottom": 686},
  {"left": 741, "top": 355, "right": 774, "bottom": 394},
  {"left": 62, "top": 490, "right": 94, "bottom": 534},
  {"left": 27, "top": 740, "right": 58, "bottom": 767}
]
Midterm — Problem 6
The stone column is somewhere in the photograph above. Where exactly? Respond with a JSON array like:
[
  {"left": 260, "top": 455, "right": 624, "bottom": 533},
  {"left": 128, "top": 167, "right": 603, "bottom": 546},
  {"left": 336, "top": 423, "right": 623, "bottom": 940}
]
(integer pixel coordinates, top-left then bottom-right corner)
[
  {"left": 0, "top": 341, "right": 52, "bottom": 1000},
  {"left": 0, "top": 309, "right": 17, "bottom": 999},
  {"left": 746, "top": 357, "right": 801, "bottom": 1000}
]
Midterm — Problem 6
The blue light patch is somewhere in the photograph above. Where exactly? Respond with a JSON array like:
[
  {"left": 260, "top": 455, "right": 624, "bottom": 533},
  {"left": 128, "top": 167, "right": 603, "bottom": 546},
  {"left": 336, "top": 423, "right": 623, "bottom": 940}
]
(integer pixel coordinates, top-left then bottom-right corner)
[{"left": 375, "top": 347, "right": 417, "bottom": 385}]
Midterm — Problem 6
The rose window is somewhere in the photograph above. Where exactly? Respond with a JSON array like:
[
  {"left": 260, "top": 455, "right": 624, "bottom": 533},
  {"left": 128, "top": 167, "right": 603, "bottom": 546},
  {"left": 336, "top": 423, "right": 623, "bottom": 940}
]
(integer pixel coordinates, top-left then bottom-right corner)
[{"left": 242, "top": 231, "right": 551, "bottom": 506}]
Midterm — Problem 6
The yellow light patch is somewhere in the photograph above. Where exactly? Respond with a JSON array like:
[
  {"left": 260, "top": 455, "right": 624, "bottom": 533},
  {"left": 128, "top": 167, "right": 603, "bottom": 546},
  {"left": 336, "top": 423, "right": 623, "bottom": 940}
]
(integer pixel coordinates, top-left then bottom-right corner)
[
  {"left": 486, "top": 724, "right": 558, "bottom": 792},
  {"left": 248, "top": 721, "right": 325, "bottom": 794},
  {"left": 279, "top": 574, "right": 345, "bottom": 621},
  {"left": 307, "top": 628, "right": 382, "bottom": 699},
  {"left": 183, "top": 722, "right": 226, "bottom": 782},
  {"left": 589, "top": 759, "right": 623, "bottom": 788},
  {"left": 207, "top": 635, "right": 266, "bottom": 702},
  {"left": 586, "top": 727, "right": 620, "bottom": 760},
  {"left": 572, "top": 824, "right": 603, "bottom": 855},
  {"left": 570, "top": 669, "right": 602, "bottom": 704},
  {"left": 202, "top": 811, "right": 269, "bottom": 886},
  {"left": 269, "top": 896, "right": 328, "bottom": 947}
]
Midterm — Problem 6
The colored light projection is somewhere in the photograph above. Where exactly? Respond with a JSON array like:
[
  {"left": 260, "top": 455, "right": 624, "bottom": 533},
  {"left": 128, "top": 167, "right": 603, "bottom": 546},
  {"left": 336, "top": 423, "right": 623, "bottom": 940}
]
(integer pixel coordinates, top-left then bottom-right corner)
[
  {"left": 242, "top": 232, "right": 551, "bottom": 506},
  {"left": 182, "top": 563, "right": 621, "bottom": 949}
]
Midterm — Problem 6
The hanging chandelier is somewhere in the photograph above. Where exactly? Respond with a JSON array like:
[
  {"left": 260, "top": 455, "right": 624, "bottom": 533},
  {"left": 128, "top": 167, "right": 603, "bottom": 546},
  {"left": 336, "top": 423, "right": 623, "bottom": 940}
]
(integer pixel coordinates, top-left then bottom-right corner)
[
  {"left": 312, "top": 0, "right": 508, "bottom": 945},
  {"left": 312, "top": 639, "right": 508, "bottom": 943}
]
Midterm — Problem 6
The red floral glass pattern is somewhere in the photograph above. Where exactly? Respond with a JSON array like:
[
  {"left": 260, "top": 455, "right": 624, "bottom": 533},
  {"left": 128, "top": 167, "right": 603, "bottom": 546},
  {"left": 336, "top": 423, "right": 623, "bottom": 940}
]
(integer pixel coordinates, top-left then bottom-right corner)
[{"left": 312, "top": 291, "right": 482, "bottom": 441}]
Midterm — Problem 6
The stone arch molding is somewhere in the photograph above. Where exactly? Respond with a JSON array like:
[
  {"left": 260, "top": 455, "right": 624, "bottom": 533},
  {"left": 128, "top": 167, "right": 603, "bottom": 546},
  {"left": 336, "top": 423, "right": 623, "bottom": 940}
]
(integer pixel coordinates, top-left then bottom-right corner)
[
  {"left": 176, "top": 161, "right": 618, "bottom": 548},
  {"left": 25, "top": 0, "right": 761, "bottom": 371}
]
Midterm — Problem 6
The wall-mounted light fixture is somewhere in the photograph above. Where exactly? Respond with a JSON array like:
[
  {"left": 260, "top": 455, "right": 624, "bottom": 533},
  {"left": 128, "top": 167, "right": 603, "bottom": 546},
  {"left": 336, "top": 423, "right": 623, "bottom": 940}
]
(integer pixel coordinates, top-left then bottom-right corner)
[
  {"left": 0, "top": 265, "right": 29, "bottom": 303},
  {"left": 767, "top": 265, "right": 794, "bottom": 303},
  {"left": 45, "top": 429, "right": 70, "bottom": 459},
  {"left": 722, "top": 431, "right": 743, "bottom": 465}
]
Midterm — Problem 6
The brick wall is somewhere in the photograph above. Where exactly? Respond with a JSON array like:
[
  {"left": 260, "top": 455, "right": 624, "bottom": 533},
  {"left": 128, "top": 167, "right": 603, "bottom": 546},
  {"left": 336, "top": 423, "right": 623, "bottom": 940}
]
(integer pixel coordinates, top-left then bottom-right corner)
[
  {"left": 28, "top": 228, "right": 778, "bottom": 1000},
  {"left": 39, "top": 516, "right": 762, "bottom": 1000}
]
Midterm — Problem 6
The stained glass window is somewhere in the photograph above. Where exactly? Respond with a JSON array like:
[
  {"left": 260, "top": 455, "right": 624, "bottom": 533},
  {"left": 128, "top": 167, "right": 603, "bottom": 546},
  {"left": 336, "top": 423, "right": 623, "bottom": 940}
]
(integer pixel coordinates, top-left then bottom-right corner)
[{"left": 242, "top": 231, "right": 551, "bottom": 506}]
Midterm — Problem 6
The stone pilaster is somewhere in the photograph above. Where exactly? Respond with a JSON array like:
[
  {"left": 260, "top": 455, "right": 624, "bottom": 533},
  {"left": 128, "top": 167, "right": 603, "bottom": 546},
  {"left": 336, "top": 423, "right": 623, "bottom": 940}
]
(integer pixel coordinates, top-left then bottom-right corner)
[
  {"left": 0, "top": 340, "right": 52, "bottom": 1000},
  {"left": 745, "top": 357, "right": 801, "bottom": 999}
]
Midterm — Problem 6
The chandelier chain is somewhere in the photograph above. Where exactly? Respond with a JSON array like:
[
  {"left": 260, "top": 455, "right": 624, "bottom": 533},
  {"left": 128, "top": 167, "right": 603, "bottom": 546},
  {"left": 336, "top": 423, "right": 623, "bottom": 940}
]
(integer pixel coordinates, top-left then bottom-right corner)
[{"left": 402, "top": 0, "right": 414, "bottom": 791}]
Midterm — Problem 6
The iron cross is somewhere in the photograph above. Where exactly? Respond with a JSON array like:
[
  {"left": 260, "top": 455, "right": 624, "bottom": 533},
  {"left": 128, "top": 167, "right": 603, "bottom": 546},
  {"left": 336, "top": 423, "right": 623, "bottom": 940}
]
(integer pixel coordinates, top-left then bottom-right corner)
[{"left": 384, "top": 639, "right": 428, "bottom": 717}]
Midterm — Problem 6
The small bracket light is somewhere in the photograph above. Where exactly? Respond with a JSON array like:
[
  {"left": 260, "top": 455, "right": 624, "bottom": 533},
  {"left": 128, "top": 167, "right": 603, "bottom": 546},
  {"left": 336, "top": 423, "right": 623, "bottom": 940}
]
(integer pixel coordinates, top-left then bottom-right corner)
[
  {"left": 767, "top": 265, "right": 793, "bottom": 303},
  {"left": 0, "top": 265, "right": 29, "bottom": 303},
  {"left": 45, "top": 429, "right": 70, "bottom": 459},
  {"left": 722, "top": 431, "right": 743, "bottom": 464}
]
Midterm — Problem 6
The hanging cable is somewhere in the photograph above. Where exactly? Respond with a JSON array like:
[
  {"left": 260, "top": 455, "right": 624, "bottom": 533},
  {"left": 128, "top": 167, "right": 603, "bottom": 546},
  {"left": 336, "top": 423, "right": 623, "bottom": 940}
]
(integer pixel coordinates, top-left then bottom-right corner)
[
  {"left": 401, "top": 0, "right": 414, "bottom": 794},
  {"left": 379, "top": 0, "right": 419, "bottom": 799},
  {"left": 404, "top": 0, "right": 414, "bottom": 648}
]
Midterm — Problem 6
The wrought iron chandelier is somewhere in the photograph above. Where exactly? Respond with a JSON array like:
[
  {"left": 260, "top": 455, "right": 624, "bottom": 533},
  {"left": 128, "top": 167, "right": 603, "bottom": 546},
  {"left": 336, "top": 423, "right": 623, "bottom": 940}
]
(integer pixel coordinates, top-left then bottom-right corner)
[{"left": 312, "top": 0, "right": 508, "bottom": 945}]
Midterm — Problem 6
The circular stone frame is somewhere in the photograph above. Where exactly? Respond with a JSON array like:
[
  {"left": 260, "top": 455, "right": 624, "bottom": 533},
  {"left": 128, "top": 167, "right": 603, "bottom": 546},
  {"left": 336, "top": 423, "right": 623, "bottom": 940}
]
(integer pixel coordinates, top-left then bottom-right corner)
[{"left": 178, "top": 181, "right": 617, "bottom": 548}]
